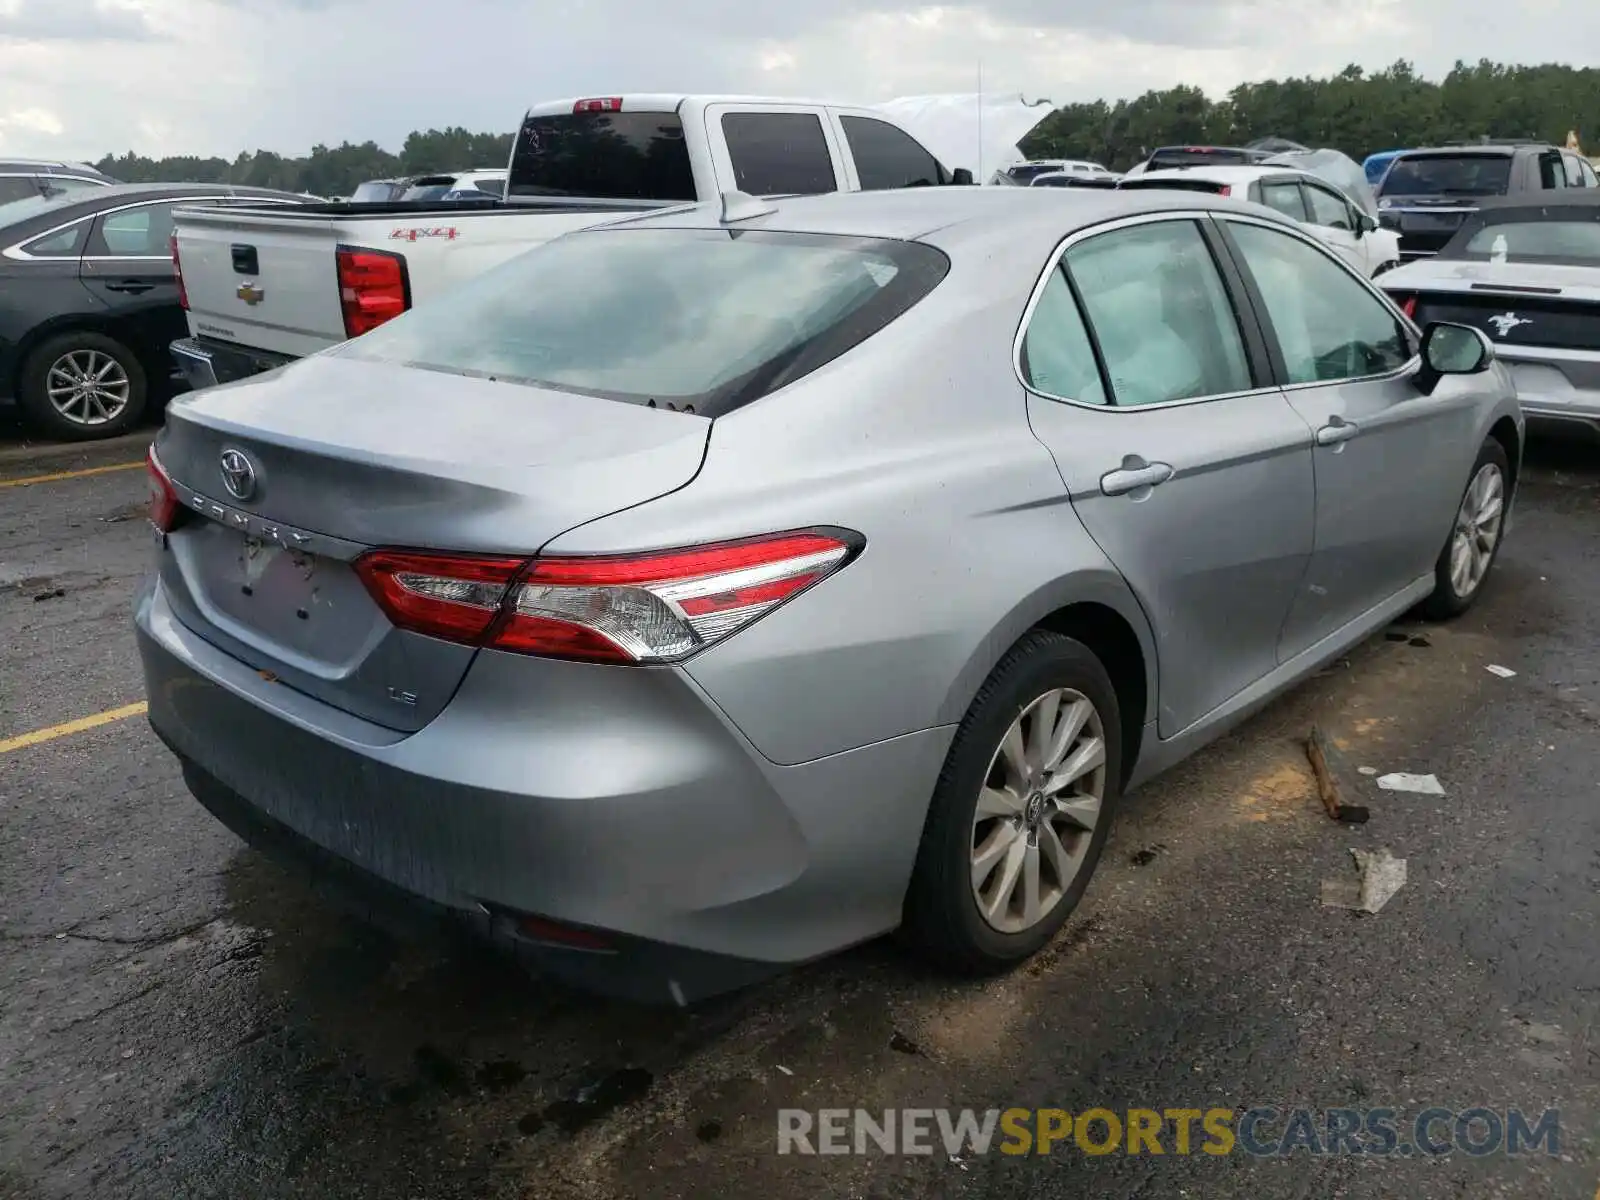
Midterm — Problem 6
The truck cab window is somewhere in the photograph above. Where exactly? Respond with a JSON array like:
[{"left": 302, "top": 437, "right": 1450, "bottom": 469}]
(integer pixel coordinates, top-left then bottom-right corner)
[
  {"left": 720, "top": 113, "right": 837, "bottom": 196},
  {"left": 839, "top": 116, "right": 949, "bottom": 190}
]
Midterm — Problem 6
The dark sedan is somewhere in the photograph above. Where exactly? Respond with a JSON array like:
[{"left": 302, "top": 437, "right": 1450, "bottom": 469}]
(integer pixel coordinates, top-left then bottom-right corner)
[{"left": 0, "top": 183, "right": 305, "bottom": 440}]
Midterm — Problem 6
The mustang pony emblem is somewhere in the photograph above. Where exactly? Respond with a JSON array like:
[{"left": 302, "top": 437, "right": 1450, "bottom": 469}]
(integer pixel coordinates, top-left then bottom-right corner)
[{"left": 1486, "top": 312, "right": 1531, "bottom": 338}]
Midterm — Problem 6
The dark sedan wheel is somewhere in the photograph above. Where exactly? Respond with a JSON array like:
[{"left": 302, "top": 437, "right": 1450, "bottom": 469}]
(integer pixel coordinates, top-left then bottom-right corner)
[
  {"left": 17, "top": 331, "right": 148, "bottom": 441},
  {"left": 902, "top": 629, "right": 1122, "bottom": 974}
]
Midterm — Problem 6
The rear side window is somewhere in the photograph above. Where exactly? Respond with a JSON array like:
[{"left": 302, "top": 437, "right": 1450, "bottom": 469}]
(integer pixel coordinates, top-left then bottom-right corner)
[
  {"left": 1379, "top": 154, "right": 1511, "bottom": 197},
  {"left": 89, "top": 203, "right": 182, "bottom": 256},
  {"left": 22, "top": 219, "right": 89, "bottom": 256},
  {"left": 1020, "top": 267, "right": 1106, "bottom": 404},
  {"left": 1582, "top": 159, "right": 1599, "bottom": 187},
  {"left": 1258, "top": 180, "right": 1308, "bottom": 221},
  {"left": 1563, "top": 155, "right": 1587, "bottom": 188},
  {"left": 509, "top": 111, "right": 695, "bottom": 201},
  {"left": 351, "top": 181, "right": 400, "bottom": 202},
  {"left": 332, "top": 227, "right": 949, "bottom": 415},
  {"left": 1063, "top": 219, "right": 1253, "bottom": 406},
  {"left": 1539, "top": 152, "right": 1566, "bottom": 189},
  {"left": 839, "top": 116, "right": 947, "bottom": 190},
  {"left": 721, "top": 113, "right": 837, "bottom": 196},
  {"left": 0, "top": 176, "right": 38, "bottom": 204}
]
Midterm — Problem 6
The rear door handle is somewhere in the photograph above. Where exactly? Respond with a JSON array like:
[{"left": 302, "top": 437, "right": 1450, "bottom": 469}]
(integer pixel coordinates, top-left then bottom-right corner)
[
  {"left": 103, "top": 281, "right": 154, "bottom": 294},
  {"left": 1315, "top": 417, "right": 1360, "bottom": 446},
  {"left": 1100, "top": 456, "right": 1174, "bottom": 497}
]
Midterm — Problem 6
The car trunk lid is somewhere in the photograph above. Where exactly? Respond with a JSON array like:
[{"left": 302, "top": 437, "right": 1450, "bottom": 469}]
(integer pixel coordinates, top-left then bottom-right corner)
[{"left": 153, "top": 355, "right": 710, "bottom": 731}]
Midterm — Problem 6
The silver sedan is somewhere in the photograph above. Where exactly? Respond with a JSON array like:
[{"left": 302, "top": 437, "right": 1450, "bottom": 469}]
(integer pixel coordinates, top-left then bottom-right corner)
[{"left": 136, "top": 186, "right": 1522, "bottom": 1003}]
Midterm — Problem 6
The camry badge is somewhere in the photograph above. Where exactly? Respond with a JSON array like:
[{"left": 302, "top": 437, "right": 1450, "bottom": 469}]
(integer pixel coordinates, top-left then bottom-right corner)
[
  {"left": 1487, "top": 312, "right": 1530, "bottom": 338},
  {"left": 219, "top": 448, "right": 258, "bottom": 501},
  {"left": 236, "top": 281, "right": 265, "bottom": 305}
]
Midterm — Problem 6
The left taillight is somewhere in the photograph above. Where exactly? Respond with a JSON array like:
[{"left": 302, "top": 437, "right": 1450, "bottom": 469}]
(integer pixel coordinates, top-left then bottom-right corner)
[
  {"left": 146, "top": 445, "right": 181, "bottom": 533},
  {"left": 353, "top": 530, "right": 858, "bottom": 665}
]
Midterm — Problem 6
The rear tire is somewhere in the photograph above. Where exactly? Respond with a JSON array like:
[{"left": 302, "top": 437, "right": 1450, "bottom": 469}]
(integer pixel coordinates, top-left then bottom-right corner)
[
  {"left": 902, "top": 630, "right": 1122, "bottom": 974},
  {"left": 1420, "top": 437, "right": 1510, "bottom": 620},
  {"left": 16, "top": 331, "right": 148, "bottom": 441}
]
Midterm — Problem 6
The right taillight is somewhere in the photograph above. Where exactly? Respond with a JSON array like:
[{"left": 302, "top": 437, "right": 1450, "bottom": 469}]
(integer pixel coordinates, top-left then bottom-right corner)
[
  {"left": 336, "top": 245, "right": 410, "bottom": 337},
  {"left": 146, "top": 445, "right": 181, "bottom": 533},
  {"left": 170, "top": 232, "right": 188, "bottom": 310},
  {"left": 353, "top": 530, "right": 858, "bottom": 664}
]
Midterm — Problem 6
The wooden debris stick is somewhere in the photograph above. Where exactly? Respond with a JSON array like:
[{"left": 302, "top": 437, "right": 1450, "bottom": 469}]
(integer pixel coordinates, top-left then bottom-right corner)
[{"left": 1306, "top": 724, "right": 1371, "bottom": 824}]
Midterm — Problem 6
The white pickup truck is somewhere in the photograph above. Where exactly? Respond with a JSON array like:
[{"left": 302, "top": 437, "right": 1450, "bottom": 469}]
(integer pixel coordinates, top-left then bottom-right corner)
[{"left": 170, "top": 94, "right": 973, "bottom": 388}]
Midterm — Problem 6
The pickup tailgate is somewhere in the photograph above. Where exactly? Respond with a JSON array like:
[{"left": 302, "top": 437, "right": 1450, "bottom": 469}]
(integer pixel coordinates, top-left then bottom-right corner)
[{"left": 175, "top": 205, "right": 350, "bottom": 358}]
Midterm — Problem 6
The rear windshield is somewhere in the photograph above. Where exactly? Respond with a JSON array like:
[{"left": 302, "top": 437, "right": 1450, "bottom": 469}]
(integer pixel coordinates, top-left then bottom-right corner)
[
  {"left": 1006, "top": 164, "right": 1064, "bottom": 183},
  {"left": 508, "top": 111, "right": 695, "bottom": 200},
  {"left": 1147, "top": 148, "right": 1256, "bottom": 169},
  {"left": 1118, "top": 177, "right": 1228, "bottom": 195},
  {"left": 1451, "top": 216, "right": 1600, "bottom": 264},
  {"left": 332, "top": 227, "right": 950, "bottom": 414},
  {"left": 1378, "top": 154, "right": 1511, "bottom": 197}
]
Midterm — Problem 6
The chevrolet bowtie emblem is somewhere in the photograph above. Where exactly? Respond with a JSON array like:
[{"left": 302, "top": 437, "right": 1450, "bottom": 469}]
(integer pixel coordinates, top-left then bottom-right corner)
[{"left": 236, "top": 282, "right": 265, "bottom": 305}]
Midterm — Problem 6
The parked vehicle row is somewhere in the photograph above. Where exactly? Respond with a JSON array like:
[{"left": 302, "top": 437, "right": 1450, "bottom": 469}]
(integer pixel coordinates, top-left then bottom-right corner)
[
  {"left": 138, "top": 184, "right": 1520, "bottom": 1003},
  {"left": 0, "top": 184, "right": 306, "bottom": 438}
]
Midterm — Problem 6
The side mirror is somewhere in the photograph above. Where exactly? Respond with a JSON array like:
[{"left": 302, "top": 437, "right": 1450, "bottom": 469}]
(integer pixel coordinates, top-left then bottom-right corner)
[
  {"left": 950, "top": 167, "right": 974, "bottom": 186},
  {"left": 1354, "top": 212, "right": 1377, "bottom": 234},
  {"left": 1416, "top": 321, "right": 1493, "bottom": 394}
]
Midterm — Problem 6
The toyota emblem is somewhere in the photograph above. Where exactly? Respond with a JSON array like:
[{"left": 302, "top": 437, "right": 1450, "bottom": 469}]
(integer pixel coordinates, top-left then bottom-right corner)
[{"left": 219, "top": 448, "right": 258, "bottom": 501}]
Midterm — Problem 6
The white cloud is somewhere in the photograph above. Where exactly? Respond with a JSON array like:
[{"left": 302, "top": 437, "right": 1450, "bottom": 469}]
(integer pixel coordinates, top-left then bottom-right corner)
[{"left": 0, "top": 0, "right": 1597, "bottom": 160}]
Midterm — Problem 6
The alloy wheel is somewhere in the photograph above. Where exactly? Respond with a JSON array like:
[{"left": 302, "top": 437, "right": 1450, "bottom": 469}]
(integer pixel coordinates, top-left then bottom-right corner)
[
  {"left": 1449, "top": 462, "right": 1504, "bottom": 598},
  {"left": 970, "top": 688, "right": 1108, "bottom": 934},
  {"left": 46, "top": 349, "right": 131, "bottom": 427}
]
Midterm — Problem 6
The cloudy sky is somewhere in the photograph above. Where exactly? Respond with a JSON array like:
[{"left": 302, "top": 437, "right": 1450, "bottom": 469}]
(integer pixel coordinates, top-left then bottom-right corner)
[{"left": 0, "top": 0, "right": 1594, "bottom": 161}]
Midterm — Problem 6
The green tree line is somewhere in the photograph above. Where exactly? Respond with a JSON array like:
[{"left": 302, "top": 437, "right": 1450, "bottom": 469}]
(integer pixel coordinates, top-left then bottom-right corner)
[
  {"left": 1020, "top": 60, "right": 1600, "bottom": 169},
  {"left": 94, "top": 127, "right": 514, "bottom": 196},
  {"left": 90, "top": 60, "right": 1600, "bottom": 194}
]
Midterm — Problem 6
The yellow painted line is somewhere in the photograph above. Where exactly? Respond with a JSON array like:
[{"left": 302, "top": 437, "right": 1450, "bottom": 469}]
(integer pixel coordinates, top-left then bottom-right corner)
[
  {"left": 0, "top": 460, "right": 145, "bottom": 490},
  {"left": 0, "top": 702, "right": 148, "bottom": 755}
]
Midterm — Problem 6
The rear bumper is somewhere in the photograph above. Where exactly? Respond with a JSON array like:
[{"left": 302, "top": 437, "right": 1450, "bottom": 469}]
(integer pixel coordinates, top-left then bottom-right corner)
[
  {"left": 135, "top": 576, "right": 950, "bottom": 1002},
  {"left": 171, "top": 336, "right": 295, "bottom": 390}
]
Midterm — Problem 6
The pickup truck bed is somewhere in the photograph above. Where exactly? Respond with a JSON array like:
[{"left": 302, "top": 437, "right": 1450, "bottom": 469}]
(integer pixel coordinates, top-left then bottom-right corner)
[{"left": 171, "top": 195, "right": 672, "bottom": 388}]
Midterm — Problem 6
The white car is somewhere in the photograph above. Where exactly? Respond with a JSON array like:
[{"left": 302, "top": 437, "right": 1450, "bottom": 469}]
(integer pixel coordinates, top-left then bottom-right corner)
[{"left": 1120, "top": 164, "right": 1402, "bottom": 278}]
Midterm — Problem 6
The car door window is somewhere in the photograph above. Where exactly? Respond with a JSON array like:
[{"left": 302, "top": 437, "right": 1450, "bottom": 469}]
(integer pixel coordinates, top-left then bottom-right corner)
[
  {"left": 1063, "top": 219, "right": 1253, "bottom": 406},
  {"left": 720, "top": 112, "right": 837, "bottom": 196},
  {"left": 839, "top": 115, "right": 946, "bottom": 189},
  {"left": 1562, "top": 154, "right": 1586, "bottom": 187},
  {"left": 1019, "top": 266, "right": 1107, "bottom": 405},
  {"left": 1538, "top": 152, "right": 1566, "bottom": 189},
  {"left": 1226, "top": 220, "right": 1411, "bottom": 385},
  {"left": 1582, "top": 159, "right": 1599, "bottom": 188},
  {"left": 1258, "top": 180, "right": 1308, "bottom": 221},
  {"left": 1303, "top": 183, "right": 1353, "bottom": 230},
  {"left": 21, "top": 219, "right": 90, "bottom": 257},
  {"left": 87, "top": 202, "right": 184, "bottom": 256},
  {"left": 36, "top": 176, "right": 103, "bottom": 198}
]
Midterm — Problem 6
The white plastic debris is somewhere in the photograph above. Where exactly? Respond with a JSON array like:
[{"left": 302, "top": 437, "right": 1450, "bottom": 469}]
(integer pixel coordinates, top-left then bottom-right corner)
[
  {"left": 1358, "top": 766, "right": 1378, "bottom": 776},
  {"left": 775, "top": 1065, "right": 793, "bottom": 1076},
  {"left": 1486, "top": 664, "right": 1518, "bottom": 678},
  {"left": 1375, "top": 772, "right": 1445, "bottom": 795},
  {"left": 1321, "top": 848, "right": 1409, "bottom": 914}
]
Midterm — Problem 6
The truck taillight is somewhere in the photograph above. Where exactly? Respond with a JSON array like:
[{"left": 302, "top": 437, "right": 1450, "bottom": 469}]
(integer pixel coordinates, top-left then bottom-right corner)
[
  {"left": 170, "top": 232, "right": 188, "bottom": 310},
  {"left": 353, "top": 531, "right": 859, "bottom": 664},
  {"left": 146, "top": 445, "right": 181, "bottom": 533},
  {"left": 1397, "top": 295, "right": 1417, "bottom": 318},
  {"left": 1218, "top": 185, "right": 1233, "bottom": 197},
  {"left": 336, "top": 245, "right": 410, "bottom": 338},
  {"left": 573, "top": 97, "right": 623, "bottom": 113}
]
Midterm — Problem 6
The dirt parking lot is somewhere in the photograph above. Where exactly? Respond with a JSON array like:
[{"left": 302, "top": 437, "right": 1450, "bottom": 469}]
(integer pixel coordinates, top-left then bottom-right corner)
[{"left": 1, "top": 428, "right": 1597, "bottom": 1200}]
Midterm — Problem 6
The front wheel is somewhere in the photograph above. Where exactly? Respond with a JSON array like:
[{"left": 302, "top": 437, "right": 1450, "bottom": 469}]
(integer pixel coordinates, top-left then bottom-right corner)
[
  {"left": 1420, "top": 437, "right": 1510, "bottom": 620},
  {"left": 902, "top": 630, "right": 1122, "bottom": 974}
]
